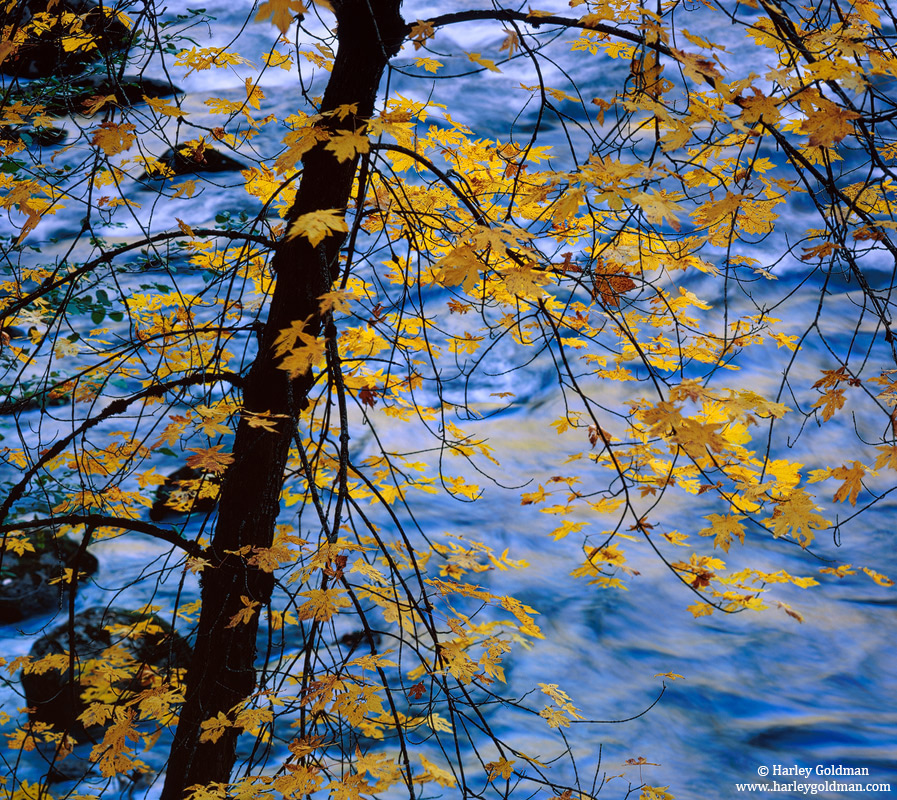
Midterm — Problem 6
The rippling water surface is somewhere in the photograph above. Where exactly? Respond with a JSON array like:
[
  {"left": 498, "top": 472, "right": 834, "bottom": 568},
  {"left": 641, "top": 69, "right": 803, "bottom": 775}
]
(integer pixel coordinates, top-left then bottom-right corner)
[{"left": 1, "top": 1, "right": 896, "bottom": 798}]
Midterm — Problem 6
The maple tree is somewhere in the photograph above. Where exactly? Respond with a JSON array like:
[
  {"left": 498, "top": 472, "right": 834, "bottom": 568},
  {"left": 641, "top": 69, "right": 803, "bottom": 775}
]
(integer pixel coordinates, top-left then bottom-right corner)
[{"left": 0, "top": 0, "right": 895, "bottom": 798}]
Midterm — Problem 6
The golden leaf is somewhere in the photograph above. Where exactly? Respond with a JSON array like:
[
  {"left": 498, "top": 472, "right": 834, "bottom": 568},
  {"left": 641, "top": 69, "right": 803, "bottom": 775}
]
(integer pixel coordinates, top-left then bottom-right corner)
[
  {"left": 91, "top": 121, "right": 136, "bottom": 156},
  {"left": 255, "top": 0, "right": 308, "bottom": 34},
  {"left": 287, "top": 208, "right": 349, "bottom": 246}
]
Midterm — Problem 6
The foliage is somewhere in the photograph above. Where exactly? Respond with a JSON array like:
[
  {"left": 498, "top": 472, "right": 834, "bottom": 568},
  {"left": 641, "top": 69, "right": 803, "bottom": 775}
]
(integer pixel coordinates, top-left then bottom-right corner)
[{"left": 0, "top": 0, "right": 895, "bottom": 798}]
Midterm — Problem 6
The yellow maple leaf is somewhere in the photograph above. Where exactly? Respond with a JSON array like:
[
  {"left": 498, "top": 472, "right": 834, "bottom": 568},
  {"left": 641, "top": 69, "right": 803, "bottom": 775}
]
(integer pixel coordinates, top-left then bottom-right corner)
[
  {"left": 485, "top": 757, "right": 516, "bottom": 782},
  {"left": 62, "top": 32, "right": 97, "bottom": 53},
  {"left": 199, "top": 711, "right": 233, "bottom": 742},
  {"left": 520, "top": 485, "right": 547, "bottom": 505},
  {"left": 273, "top": 317, "right": 327, "bottom": 377},
  {"left": 79, "top": 701, "right": 115, "bottom": 728},
  {"left": 736, "top": 88, "right": 781, "bottom": 124},
  {"left": 175, "top": 217, "right": 194, "bottom": 237},
  {"left": 500, "top": 263, "right": 550, "bottom": 298},
  {"left": 446, "top": 476, "right": 481, "bottom": 500},
  {"left": 861, "top": 566, "right": 894, "bottom": 587},
  {"left": 419, "top": 753, "right": 457, "bottom": 787},
  {"left": 688, "top": 602, "right": 713, "bottom": 617},
  {"left": 671, "top": 48, "right": 723, "bottom": 85},
  {"left": 539, "top": 705, "right": 570, "bottom": 728},
  {"left": 296, "top": 588, "right": 351, "bottom": 621},
  {"left": 549, "top": 519, "right": 587, "bottom": 541},
  {"left": 694, "top": 192, "right": 744, "bottom": 227},
  {"left": 641, "top": 786, "right": 675, "bottom": 800},
  {"left": 278, "top": 336, "right": 326, "bottom": 378},
  {"left": 143, "top": 95, "right": 188, "bottom": 117},
  {"left": 766, "top": 489, "right": 827, "bottom": 547},
  {"left": 91, "top": 121, "right": 136, "bottom": 156},
  {"left": 185, "top": 445, "right": 234, "bottom": 474},
  {"left": 414, "top": 56, "right": 442, "bottom": 73},
  {"left": 832, "top": 460, "right": 866, "bottom": 506},
  {"left": 874, "top": 445, "right": 897, "bottom": 471},
  {"left": 500, "top": 29, "right": 520, "bottom": 57},
  {"left": 699, "top": 513, "right": 746, "bottom": 553},
  {"left": 172, "top": 179, "right": 198, "bottom": 198},
  {"left": 802, "top": 105, "right": 861, "bottom": 148},
  {"left": 437, "top": 245, "right": 482, "bottom": 293},
  {"left": 409, "top": 19, "right": 435, "bottom": 49},
  {"left": 255, "top": 0, "right": 308, "bottom": 34},
  {"left": 776, "top": 601, "right": 804, "bottom": 623},
  {"left": 82, "top": 93, "right": 117, "bottom": 116},
  {"left": 324, "top": 130, "right": 369, "bottom": 162},
  {"left": 287, "top": 208, "right": 349, "bottom": 246},
  {"left": 813, "top": 388, "right": 845, "bottom": 421},
  {"left": 820, "top": 564, "right": 856, "bottom": 578},
  {"left": 90, "top": 709, "right": 141, "bottom": 777},
  {"left": 225, "top": 595, "right": 260, "bottom": 628},
  {"left": 263, "top": 47, "right": 293, "bottom": 70},
  {"left": 663, "top": 531, "right": 690, "bottom": 546},
  {"left": 468, "top": 52, "right": 501, "bottom": 72},
  {"left": 327, "top": 774, "right": 374, "bottom": 800},
  {"left": 633, "top": 190, "right": 685, "bottom": 231},
  {"left": 449, "top": 332, "right": 484, "bottom": 354}
]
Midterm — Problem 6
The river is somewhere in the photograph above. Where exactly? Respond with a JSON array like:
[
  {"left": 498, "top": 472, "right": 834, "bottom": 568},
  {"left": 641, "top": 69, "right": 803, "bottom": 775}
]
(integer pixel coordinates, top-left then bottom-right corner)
[{"left": 1, "top": 0, "right": 895, "bottom": 798}]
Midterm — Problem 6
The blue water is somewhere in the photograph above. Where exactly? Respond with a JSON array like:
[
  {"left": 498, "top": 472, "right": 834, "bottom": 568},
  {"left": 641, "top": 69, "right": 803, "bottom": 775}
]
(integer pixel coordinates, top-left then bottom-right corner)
[{"left": 1, "top": 1, "right": 896, "bottom": 798}]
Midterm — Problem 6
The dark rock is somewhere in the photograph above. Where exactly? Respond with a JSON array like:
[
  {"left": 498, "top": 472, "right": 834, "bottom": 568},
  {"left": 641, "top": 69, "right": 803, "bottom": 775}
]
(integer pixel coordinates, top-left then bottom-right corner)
[
  {"left": 0, "top": 0, "right": 133, "bottom": 79},
  {"left": 31, "top": 738, "right": 92, "bottom": 783},
  {"left": 21, "top": 606, "right": 192, "bottom": 736},
  {"left": 0, "top": 325, "right": 26, "bottom": 341},
  {"left": 41, "top": 74, "right": 182, "bottom": 117},
  {"left": 84, "top": 73, "right": 181, "bottom": 103},
  {"left": 140, "top": 145, "right": 246, "bottom": 181},
  {"left": 0, "top": 532, "right": 98, "bottom": 624},
  {"left": 149, "top": 465, "right": 221, "bottom": 521},
  {"left": 0, "top": 126, "right": 67, "bottom": 147},
  {"left": 338, "top": 629, "right": 383, "bottom": 654},
  {"left": 0, "top": 384, "right": 73, "bottom": 415}
]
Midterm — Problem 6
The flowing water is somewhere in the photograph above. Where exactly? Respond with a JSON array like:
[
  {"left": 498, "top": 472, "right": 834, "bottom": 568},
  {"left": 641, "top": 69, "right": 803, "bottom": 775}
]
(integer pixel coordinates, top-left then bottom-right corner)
[{"left": 1, "top": 1, "right": 896, "bottom": 798}]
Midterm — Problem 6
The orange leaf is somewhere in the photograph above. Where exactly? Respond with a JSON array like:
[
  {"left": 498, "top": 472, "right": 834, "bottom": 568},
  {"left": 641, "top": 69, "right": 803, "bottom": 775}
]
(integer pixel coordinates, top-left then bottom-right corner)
[
  {"left": 185, "top": 445, "right": 234, "bottom": 474},
  {"left": 831, "top": 461, "right": 865, "bottom": 506}
]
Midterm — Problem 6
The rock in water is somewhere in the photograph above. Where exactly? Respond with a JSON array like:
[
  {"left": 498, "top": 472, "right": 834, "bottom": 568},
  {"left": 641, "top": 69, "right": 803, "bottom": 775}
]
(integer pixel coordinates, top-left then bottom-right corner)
[
  {"left": 40, "top": 74, "right": 183, "bottom": 116},
  {"left": 0, "top": 126, "right": 68, "bottom": 147},
  {"left": 0, "top": 0, "right": 132, "bottom": 79},
  {"left": 0, "top": 533, "right": 98, "bottom": 623},
  {"left": 140, "top": 144, "right": 246, "bottom": 180},
  {"left": 21, "top": 607, "right": 192, "bottom": 736},
  {"left": 149, "top": 465, "right": 221, "bottom": 521}
]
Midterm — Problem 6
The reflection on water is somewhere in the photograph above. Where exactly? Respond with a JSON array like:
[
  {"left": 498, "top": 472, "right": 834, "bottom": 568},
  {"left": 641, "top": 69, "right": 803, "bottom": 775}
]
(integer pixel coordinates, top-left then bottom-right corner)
[{"left": 1, "top": 0, "right": 895, "bottom": 797}]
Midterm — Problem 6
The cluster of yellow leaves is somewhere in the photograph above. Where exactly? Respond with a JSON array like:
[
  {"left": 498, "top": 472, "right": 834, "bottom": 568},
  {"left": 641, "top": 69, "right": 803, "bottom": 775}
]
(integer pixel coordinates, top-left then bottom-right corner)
[
  {"left": 538, "top": 683, "right": 585, "bottom": 729},
  {"left": 174, "top": 46, "right": 254, "bottom": 74},
  {"left": 272, "top": 317, "right": 327, "bottom": 378},
  {"left": 3, "top": 7, "right": 896, "bottom": 800}
]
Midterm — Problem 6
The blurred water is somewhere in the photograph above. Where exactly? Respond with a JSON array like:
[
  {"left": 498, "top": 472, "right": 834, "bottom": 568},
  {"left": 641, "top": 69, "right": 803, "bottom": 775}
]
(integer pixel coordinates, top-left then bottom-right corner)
[{"left": 1, "top": 1, "right": 896, "bottom": 798}]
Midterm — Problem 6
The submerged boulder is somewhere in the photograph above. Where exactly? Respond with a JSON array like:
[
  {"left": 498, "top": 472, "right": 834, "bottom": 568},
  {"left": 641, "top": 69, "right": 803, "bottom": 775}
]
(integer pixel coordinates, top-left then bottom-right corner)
[
  {"left": 0, "top": 532, "right": 98, "bottom": 623},
  {"left": 0, "top": 125, "right": 67, "bottom": 147},
  {"left": 149, "top": 465, "right": 221, "bottom": 521},
  {"left": 140, "top": 144, "right": 246, "bottom": 181},
  {"left": 41, "top": 74, "right": 182, "bottom": 117},
  {"left": 0, "top": 0, "right": 132, "bottom": 79},
  {"left": 21, "top": 606, "right": 191, "bottom": 736}
]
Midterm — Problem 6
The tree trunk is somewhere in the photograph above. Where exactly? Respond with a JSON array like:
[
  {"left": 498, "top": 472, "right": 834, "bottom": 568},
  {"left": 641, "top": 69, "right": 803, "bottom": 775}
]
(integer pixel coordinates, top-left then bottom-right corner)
[{"left": 160, "top": 3, "right": 406, "bottom": 797}]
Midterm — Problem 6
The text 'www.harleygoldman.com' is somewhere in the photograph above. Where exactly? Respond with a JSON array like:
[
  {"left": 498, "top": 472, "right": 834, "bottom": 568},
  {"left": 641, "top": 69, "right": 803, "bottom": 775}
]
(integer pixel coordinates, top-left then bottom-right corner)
[{"left": 736, "top": 764, "right": 892, "bottom": 794}]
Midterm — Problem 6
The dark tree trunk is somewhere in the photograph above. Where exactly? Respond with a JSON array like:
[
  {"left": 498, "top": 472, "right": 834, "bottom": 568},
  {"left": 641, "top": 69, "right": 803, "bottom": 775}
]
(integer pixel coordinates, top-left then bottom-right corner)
[{"left": 160, "top": 3, "right": 406, "bottom": 797}]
